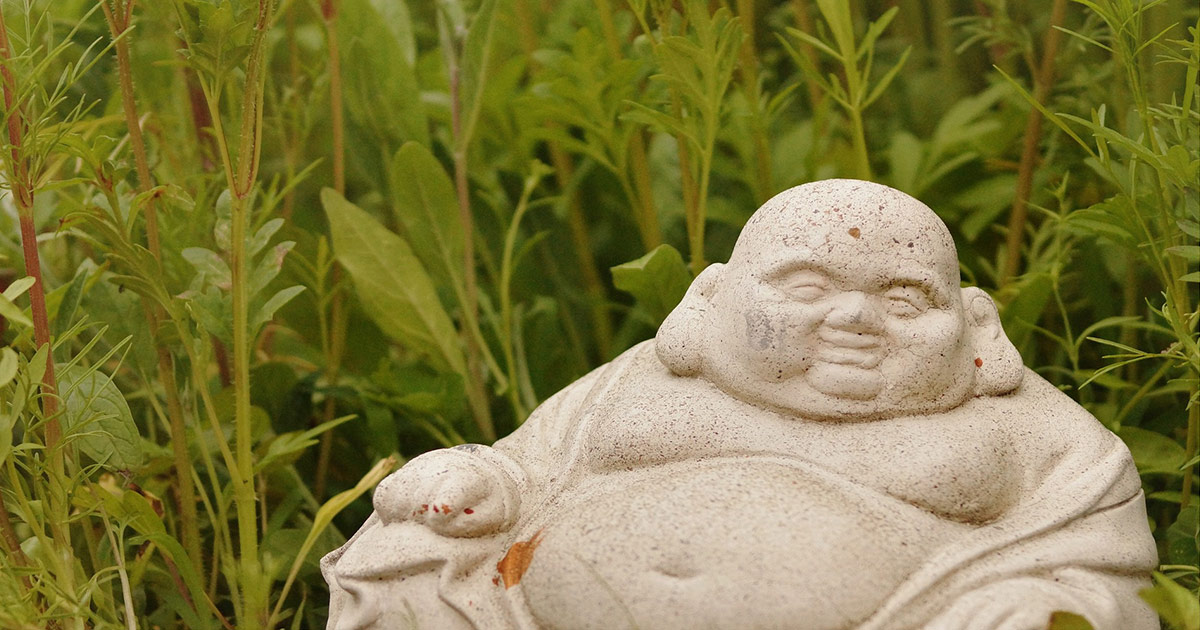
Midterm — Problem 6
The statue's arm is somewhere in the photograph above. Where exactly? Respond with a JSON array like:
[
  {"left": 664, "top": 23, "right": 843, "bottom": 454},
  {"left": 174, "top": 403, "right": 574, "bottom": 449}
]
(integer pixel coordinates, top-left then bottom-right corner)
[
  {"left": 924, "top": 374, "right": 1159, "bottom": 630},
  {"left": 923, "top": 569, "right": 1158, "bottom": 630},
  {"left": 368, "top": 345, "right": 635, "bottom": 538}
]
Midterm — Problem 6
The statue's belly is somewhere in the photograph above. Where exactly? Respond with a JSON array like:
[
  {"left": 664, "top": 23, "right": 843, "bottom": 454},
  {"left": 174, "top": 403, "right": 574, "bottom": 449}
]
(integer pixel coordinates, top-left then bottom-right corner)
[{"left": 520, "top": 459, "right": 966, "bottom": 630}]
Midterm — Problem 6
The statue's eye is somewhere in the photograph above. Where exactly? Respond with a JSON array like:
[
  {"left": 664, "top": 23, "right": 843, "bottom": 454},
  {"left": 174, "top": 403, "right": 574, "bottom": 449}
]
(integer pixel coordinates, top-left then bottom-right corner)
[
  {"left": 780, "top": 269, "right": 829, "bottom": 302},
  {"left": 884, "top": 286, "right": 929, "bottom": 318}
]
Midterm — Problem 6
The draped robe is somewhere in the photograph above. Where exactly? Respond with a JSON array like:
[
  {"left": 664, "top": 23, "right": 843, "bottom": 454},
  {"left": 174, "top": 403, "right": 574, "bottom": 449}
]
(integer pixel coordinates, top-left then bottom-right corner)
[{"left": 323, "top": 341, "right": 1158, "bottom": 630}]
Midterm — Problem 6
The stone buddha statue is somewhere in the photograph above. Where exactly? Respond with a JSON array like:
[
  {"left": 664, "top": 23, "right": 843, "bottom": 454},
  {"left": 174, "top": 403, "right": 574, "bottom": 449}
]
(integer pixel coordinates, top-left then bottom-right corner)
[{"left": 322, "top": 180, "right": 1158, "bottom": 630}]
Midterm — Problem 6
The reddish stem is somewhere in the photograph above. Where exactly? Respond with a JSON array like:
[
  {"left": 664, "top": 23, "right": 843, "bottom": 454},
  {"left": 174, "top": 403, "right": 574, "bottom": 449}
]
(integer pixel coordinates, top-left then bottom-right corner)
[{"left": 0, "top": 9, "right": 60, "bottom": 437}]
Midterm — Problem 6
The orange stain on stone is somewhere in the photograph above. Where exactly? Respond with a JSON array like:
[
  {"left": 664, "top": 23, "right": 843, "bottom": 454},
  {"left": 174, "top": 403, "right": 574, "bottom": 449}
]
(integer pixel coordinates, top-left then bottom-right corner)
[
  {"left": 848, "top": 227, "right": 861, "bottom": 238},
  {"left": 496, "top": 530, "right": 545, "bottom": 589},
  {"left": 974, "top": 357, "right": 984, "bottom": 368}
]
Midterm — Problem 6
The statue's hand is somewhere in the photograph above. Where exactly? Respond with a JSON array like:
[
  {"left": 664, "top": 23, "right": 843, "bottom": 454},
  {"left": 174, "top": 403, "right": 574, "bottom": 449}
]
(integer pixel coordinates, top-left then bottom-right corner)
[
  {"left": 372, "top": 449, "right": 517, "bottom": 538},
  {"left": 925, "top": 578, "right": 1099, "bottom": 630}
]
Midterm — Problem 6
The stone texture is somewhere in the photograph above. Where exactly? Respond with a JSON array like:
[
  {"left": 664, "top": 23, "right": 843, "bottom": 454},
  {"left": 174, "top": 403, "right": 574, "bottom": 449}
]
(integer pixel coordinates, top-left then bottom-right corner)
[{"left": 323, "top": 179, "right": 1159, "bottom": 630}]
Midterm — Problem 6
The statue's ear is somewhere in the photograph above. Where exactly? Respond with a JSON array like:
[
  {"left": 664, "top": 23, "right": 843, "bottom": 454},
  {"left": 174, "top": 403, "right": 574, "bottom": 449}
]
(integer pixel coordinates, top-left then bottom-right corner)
[
  {"left": 656, "top": 263, "right": 724, "bottom": 376},
  {"left": 962, "top": 287, "right": 1024, "bottom": 396}
]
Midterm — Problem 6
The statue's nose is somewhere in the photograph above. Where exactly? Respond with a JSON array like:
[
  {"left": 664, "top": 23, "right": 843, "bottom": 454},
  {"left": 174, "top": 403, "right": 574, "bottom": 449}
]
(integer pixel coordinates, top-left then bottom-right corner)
[{"left": 824, "top": 291, "right": 884, "bottom": 333}]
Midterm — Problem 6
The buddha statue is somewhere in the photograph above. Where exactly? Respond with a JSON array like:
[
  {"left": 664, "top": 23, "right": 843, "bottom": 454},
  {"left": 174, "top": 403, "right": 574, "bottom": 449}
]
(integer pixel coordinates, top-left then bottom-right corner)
[{"left": 322, "top": 180, "right": 1158, "bottom": 630}]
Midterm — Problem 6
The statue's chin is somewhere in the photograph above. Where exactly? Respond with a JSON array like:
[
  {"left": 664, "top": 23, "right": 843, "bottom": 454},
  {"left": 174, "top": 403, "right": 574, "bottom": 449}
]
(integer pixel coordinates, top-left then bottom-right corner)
[{"left": 806, "top": 364, "right": 883, "bottom": 401}]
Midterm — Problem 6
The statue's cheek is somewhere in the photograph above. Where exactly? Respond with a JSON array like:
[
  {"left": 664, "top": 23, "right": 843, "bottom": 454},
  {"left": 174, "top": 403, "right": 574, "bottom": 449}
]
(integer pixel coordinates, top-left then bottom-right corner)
[{"left": 737, "top": 305, "right": 821, "bottom": 378}]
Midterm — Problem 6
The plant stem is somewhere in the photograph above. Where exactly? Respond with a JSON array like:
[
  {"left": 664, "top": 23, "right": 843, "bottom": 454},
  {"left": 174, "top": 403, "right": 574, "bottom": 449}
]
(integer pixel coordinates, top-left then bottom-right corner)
[
  {"left": 0, "top": 6, "right": 59, "bottom": 451},
  {"left": 735, "top": 0, "right": 772, "bottom": 202},
  {"left": 0, "top": 9, "right": 71, "bottom": 574},
  {"left": 447, "top": 25, "right": 496, "bottom": 441},
  {"left": 103, "top": 0, "right": 160, "bottom": 256},
  {"left": 514, "top": 0, "right": 612, "bottom": 359},
  {"left": 179, "top": 37, "right": 217, "bottom": 172},
  {"left": 647, "top": 4, "right": 704, "bottom": 272},
  {"left": 315, "top": 0, "right": 348, "bottom": 502},
  {"left": 200, "top": 1, "right": 274, "bottom": 626},
  {"left": 101, "top": 0, "right": 204, "bottom": 570},
  {"left": 847, "top": 106, "right": 872, "bottom": 180},
  {"left": 597, "top": 0, "right": 662, "bottom": 250},
  {"left": 1001, "top": 0, "right": 1067, "bottom": 285},
  {"left": 791, "top": 0, "right": 826, "bottom": 112},
  {"left": 0, "top": 490, "right": 33, "bottom": 593},
  {"left": 500, "top": 172, "right": 543, "bottom": 422},
  {"left": 1183, "top": 400, "right": 1197, "bottom": 510}
]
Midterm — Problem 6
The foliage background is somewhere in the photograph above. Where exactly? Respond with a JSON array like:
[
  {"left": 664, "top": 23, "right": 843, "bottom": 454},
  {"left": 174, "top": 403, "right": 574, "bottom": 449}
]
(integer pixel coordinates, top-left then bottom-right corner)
[{"left": 0, "top": 0, "right": 1195, "bottom": 628}]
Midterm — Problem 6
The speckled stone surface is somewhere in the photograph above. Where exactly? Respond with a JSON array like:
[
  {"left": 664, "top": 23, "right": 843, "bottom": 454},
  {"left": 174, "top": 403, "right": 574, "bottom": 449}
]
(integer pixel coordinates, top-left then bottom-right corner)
[{"left": 323, "top": 180, "right": 1159, "bottom": 630}]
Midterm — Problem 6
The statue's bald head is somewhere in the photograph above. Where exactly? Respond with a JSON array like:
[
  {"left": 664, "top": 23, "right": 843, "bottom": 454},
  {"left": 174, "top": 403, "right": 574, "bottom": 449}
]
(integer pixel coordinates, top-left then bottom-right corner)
[
  {"left": 729, "top": 179, "right": 960, "bottom": 297},
  {"left": 657, "top": 180, "right": 1023, "bottom": 421}
]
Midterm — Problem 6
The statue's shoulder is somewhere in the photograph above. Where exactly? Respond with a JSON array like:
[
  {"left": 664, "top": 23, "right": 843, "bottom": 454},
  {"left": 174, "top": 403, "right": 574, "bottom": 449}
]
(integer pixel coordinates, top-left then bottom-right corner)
[{"left": 981, "top": 367, "right": 1122, "bottom": 460}]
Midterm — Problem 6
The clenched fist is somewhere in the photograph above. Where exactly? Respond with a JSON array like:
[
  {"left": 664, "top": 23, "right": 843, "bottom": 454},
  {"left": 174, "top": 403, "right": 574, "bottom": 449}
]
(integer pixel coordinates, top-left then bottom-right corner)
[{"left": 372, "top": 447, "right": 520, "bottom": 538}]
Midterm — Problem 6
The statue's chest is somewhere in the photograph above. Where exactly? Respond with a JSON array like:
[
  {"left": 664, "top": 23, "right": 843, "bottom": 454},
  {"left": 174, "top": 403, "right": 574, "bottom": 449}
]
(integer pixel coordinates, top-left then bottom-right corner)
[{"left": 577, "top": 378, "right": 1021, "bottom": 524}]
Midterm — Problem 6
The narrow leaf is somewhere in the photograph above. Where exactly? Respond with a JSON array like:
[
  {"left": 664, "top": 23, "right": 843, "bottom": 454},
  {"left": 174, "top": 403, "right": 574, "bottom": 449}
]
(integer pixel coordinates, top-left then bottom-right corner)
[{"left": 389, "top": 142, "right": 464, "bottom": 290}]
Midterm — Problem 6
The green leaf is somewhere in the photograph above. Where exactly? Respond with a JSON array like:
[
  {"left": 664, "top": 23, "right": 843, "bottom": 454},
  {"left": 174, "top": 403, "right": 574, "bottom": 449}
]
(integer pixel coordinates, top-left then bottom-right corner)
[
  {"left": 783, "top": 27, "right": 841, "bottom": 61},
  {"left": 251, "top": 285, "right": 306, "bottom": 335},
  {"left": 999, "top": 272, "right": 1054, "bottom": 354},
  {"left": 322, "top": 188, "right": 466, "bottom": 375},
  {"left": 1166, "top": 505, "right": 1198, "bottom": 567},
  {"left": 1165, "top": 246, "right": 1200, "bottom": 262},
  {"left": 339, "top": 0, "right": 428, "bottom": 148},
  {"left": 1139, "top": 572, "right": 1200, "bottom": 630},
  {"left": 268, "top": 456, "right": 399, "bottom": 628},
  {"left": 2, "top": 276, "right": 35, "bottom": 301},
  {"left": 1118, "top": 426, "right": 1186, "bottom": 477},
  {"left": 59, "top": 365, "right": 143, "bottom": 471},
  {"left": 0, "top": 347, "right": 17, "bottom": 388},
  {"left": 612, "top": 244, "right": 694, "bottom": 324},
  {"left": 182, "top": 247, "right": 232, "bottom": 287},
  {"left": 814, "top": 0, "right": 855, "bottom": 59},
  {"left": 857, "top": 7, "right": 900, "bottom": 62},
  {"left": 28, "top": 344, "right": 49, "bottom": 389},
  {"left": 0, "top": 292, "right": 31, "bottom": 329},
  {"left": 367, "top": 0, "right": 416, "bottom": 66},
  {"left": 0, "top": 349, "right": 15, "bottom": 466},
  {"left": 113, "top": 490, "right": 215, "bottom": 629},
  {"left": 862, "top": 45, "right": 911, "bottom": 108},
  {"left": 248, "top": 218, "right": 285, "bottom": 257},
  {"left": 256, "top": 414, "right": 355, "bottom": 474},
  {"left": 459, "top": 0, "right": 502, "bottom": 143},
  {"left": 51, "top": 266, "right": 90, "bottom": 340},
  {"left": 1046, "top": 611, "right": 1094, "bottom": 630},
  {"left": 389, "top": 142, "right": 464, "bottom": 291}
]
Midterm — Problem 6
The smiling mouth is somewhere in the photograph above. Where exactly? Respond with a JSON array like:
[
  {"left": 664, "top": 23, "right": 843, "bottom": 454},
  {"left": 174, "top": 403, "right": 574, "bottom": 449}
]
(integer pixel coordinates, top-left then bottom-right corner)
[{"left": 815, "top": 331, "right": 883, "bottom": 368}]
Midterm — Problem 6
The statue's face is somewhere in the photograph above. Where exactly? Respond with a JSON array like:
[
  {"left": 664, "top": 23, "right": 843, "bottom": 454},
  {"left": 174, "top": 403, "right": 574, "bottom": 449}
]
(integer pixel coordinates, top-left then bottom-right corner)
[{"left": 699, "top": 182, "right": 979, "bottom": 420}]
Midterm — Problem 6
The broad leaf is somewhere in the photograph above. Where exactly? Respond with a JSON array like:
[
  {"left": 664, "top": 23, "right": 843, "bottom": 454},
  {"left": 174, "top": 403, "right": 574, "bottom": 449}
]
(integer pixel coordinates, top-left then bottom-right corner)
[
  {"left": 612, "top": 245, "right": 693, "bottom": 324},
  {"left": 60, "top": 365, "right": 143, "bottom": 471},
  {"left": 1139, "top": 572, "right": 1200, "bottom": 630},
  {"left": 1166, "top": 505, "right": 1198, "bottom": 566},
  {"left": 999, "top": 272, "right": 1054, "bottom": 355},
  {"left": 323, "top": 189, "right": 466, "bottom": 375},
  {"left": 339, "top": 0, "right": 428, "bottom": 149},
  {"left": 1118, "top": 426, "right": 1186, "bottom": 477}
]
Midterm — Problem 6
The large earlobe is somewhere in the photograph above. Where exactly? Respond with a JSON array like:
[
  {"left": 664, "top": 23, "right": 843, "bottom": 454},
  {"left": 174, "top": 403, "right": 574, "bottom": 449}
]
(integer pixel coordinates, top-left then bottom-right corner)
[
  {"left": 961, "top": 287, "right": 1025, "bottom": 396},
  {"left": 656, "top": 263, "right": 724, "bottom": 376}
]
